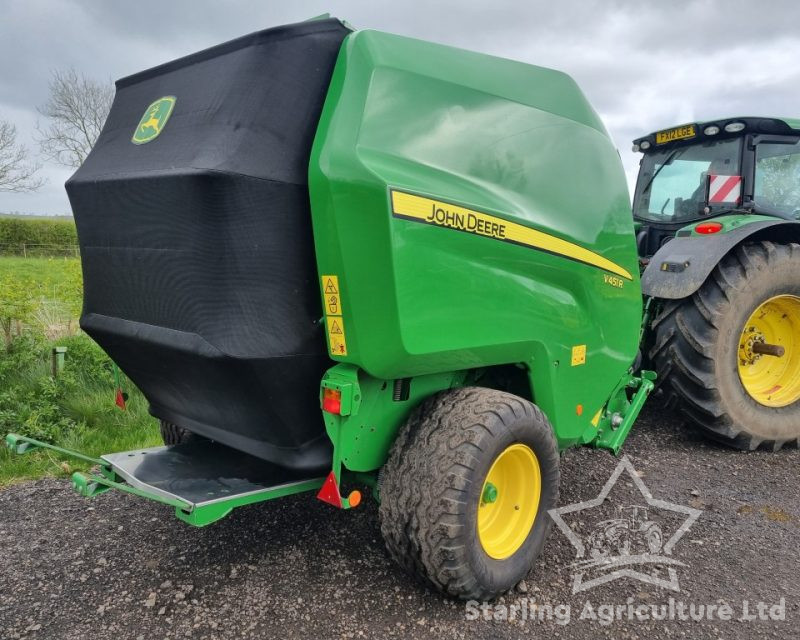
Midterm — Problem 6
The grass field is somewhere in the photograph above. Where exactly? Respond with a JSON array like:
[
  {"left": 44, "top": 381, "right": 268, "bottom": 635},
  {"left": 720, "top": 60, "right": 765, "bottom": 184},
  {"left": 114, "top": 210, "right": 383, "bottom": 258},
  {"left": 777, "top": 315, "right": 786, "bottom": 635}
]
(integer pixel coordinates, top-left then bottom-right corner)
[
  {"left": 0, "top": 255, "right": 77, "bottom": 288},
  {"left": 0, "top": 213, "right": 74, "bottom": 220},
  {"left": 0, "top": 256, "right": 160, "bottom": 486},
  {"left": 1, "top": 255, "right": 83, "bottom": 340},
  {"left": 0, "top": 366, "right": 161, "bottom": 487}
]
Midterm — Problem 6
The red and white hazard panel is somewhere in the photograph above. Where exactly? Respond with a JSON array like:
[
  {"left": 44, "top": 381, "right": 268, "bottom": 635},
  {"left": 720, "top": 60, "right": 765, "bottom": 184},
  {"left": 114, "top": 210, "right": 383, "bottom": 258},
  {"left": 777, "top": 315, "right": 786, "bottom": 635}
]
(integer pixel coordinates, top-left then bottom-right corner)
[{"left": 707, "top": 174, "right": 742, "bottom": 204}]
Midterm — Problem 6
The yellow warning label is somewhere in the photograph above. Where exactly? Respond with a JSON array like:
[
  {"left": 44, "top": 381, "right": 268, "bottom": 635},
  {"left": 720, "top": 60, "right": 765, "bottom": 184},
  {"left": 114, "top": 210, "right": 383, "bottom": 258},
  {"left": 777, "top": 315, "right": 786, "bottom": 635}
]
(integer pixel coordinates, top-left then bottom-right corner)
[
  {"left": 390, "top": 189, "right": 633, "bottom": 281},
  {"left": 322, "top": 275, "right": 347, "bottom": 356},
  {"left": 591, "top": 409, "right": 603, "bottom": 427},
  {"left": 571, "top": 345, "right": 587, "bottom": 366},
  {"left": 322, "top": 275, "right": 339, "bottom": 295},
  {"left": 326, "top": 316, "right": 348, "bottom": 356},
  {"left": 325, "top": 292, "right": 340, "bottom": 315},
  {"left": 321, "top": 275, "right": 343, "bottom": 318}
]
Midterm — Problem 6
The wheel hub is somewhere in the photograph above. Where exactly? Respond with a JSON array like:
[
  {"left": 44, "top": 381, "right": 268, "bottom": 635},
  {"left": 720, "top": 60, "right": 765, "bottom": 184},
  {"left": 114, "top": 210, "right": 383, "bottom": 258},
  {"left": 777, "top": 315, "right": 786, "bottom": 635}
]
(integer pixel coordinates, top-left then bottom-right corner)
[
  {"left": 477, "top": 444, "right": 541, "bottom": 560},
  {"left": 739, "top": 328, "right": 766, "bottom": 366},
  {"left": 481, "top": 482, "right": 498, "bottom": 504},
  {"left": 737, "top": 295, "right": 800, "bottom": 407}
]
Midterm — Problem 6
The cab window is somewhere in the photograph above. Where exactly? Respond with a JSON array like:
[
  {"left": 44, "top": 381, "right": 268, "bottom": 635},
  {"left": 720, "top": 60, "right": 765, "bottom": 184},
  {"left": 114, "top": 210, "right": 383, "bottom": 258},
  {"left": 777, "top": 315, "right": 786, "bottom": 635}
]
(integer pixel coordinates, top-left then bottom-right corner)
[
  {"left": 754, "top": 139, "right": 800, "bottom": 218},
  {"left": 633, "top": 138, "right": 741, "bottom": 223}
]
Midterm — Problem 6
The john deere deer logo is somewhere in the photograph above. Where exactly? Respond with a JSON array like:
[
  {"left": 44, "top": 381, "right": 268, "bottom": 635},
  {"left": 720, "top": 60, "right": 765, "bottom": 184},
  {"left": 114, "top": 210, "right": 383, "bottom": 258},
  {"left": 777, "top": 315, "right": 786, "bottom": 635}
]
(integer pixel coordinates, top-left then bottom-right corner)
[{"left": 132, "top": 96, "right": 176, "bottom": 144}]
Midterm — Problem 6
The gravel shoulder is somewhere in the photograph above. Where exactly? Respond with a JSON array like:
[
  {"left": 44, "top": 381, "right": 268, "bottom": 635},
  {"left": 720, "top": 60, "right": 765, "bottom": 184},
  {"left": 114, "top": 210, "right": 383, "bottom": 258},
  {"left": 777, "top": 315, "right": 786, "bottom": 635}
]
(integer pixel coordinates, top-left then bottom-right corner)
[{"left": 1, "top": 403, "right": 798, "bottom": 639}]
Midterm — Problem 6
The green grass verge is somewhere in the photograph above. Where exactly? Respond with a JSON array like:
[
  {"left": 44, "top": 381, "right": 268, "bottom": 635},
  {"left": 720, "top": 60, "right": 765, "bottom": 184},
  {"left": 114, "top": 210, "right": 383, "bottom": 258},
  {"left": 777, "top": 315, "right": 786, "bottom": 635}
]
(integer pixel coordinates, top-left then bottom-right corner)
[
  {"left": 0, "top": 334, "right": 160, "bottom": 487},
  {"left": 0, "top": 256, "right": 79, "bottom": 289}
]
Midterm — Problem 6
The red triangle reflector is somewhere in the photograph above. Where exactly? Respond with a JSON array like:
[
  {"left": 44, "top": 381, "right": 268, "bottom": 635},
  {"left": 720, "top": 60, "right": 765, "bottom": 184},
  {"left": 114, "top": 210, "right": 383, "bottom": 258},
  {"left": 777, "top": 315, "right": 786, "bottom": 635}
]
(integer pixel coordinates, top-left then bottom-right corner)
[
  {"left": 115, "top": 388, "right": 127, "bottom": 410},
  {"left": 316, "top": 471, "right": 342, "bottom": 508}
]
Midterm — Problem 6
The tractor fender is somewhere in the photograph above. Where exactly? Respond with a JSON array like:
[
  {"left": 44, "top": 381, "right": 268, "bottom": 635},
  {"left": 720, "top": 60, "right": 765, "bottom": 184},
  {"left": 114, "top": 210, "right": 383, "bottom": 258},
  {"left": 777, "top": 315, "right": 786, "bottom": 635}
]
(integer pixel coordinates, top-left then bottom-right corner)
[{"left": 641, "top": 219, "right": 800, "bottom": 300}]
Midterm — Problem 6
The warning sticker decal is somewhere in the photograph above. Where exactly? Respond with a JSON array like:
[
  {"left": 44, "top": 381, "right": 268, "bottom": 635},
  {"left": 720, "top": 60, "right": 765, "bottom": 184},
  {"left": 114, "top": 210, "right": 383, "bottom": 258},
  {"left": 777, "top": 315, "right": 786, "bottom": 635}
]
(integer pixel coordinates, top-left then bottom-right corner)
[
  {"left": 324, "top": 276, "right": 339, "bottom": 295},
  {"left": 707, "top": 174, "right": 742, "bottom": 204},
  {"left": 571, "top": 344, "right": 587, "bottom": 366},
  {"left": 322, "top": 275, "right": 342, "bottom": 316},
  {"left": 326, "top": 316, "right": 348, "bottom": 356},
  {"left": 321, "top": 275, "right": 347, "bottom": 356}
]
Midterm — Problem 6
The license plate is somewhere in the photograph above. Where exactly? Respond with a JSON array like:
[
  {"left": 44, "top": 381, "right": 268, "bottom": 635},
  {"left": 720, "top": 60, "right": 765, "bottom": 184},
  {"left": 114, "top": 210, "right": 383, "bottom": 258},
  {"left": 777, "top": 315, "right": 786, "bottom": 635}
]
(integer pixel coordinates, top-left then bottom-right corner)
[{"left": 655, "top": 125, "right": 696, "bottom": 144}]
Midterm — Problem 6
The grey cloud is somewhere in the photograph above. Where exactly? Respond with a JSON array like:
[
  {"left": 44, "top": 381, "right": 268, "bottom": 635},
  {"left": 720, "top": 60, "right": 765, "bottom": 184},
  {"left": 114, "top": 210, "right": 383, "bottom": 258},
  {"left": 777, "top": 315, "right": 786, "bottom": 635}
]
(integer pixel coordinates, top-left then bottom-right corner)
[{"left": 2, "top": 0, "right": 800, "bottom": 213}]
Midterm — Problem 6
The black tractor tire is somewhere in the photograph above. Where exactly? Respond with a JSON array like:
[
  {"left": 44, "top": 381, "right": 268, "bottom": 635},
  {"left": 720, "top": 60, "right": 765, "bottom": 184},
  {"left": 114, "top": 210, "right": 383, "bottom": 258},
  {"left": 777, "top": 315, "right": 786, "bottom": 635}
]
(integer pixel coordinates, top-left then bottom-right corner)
[
  {"left": 159, "top": 420, "right": 198, "bottom": 446},
  {"left": 650, "top": 241, "right": 800, "bottom": 450},
  {"left": 378, "top": 387, "right": 560, "bottom": 601}
]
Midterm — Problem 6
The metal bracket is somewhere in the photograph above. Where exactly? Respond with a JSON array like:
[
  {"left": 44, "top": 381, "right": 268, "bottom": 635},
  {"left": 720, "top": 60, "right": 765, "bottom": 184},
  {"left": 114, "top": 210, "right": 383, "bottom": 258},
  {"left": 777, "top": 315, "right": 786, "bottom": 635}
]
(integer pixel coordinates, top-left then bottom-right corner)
[
  {"left": 6, "top": 433, "right": 107, "bottom": 466},
  {"left": 317, "top": 364, "right": 364, "bottom": 509},
  {"left": 6, "top": 432, "right": 328, "bottom": 527},
  {"left": 592, "top": 370, "right": 656, "bottom": 455}
]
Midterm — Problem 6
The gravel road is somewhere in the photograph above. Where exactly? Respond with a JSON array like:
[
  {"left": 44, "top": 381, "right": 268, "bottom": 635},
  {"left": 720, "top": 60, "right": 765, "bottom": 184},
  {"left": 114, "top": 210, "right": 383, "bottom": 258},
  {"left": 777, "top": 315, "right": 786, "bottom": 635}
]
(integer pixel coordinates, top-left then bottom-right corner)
[{"left": 1, "top": 403, "right": 798, "bottom": 639}]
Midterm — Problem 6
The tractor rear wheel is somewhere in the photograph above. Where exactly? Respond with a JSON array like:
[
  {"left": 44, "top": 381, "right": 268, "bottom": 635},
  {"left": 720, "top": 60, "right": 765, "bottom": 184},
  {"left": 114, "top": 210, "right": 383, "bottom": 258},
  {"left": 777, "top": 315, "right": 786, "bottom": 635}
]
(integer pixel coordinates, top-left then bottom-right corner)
[
  {"left": 650, "top": 241, "right": 800, "bottom": 450},
  {"left": 159, "top": 420, "right": 198, "bottom": 446},
  {"left": 378, "top": 387, "right": 560, "bottom": 600}
]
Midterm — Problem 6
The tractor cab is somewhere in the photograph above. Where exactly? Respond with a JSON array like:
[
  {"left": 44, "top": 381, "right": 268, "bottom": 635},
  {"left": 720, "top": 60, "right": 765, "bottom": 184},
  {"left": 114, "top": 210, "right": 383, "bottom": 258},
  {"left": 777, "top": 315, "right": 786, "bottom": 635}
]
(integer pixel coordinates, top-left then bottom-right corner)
[{"left": 632, "top": 117, "right": 800, "bottom": 258}]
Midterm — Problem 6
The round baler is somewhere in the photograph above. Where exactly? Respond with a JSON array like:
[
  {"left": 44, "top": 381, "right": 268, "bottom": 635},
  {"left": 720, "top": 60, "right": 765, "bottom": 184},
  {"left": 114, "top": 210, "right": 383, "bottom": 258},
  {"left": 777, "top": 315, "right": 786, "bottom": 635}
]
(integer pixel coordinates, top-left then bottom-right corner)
[{"left": 6, "top": 17, "right": 653, "bottom": 600}]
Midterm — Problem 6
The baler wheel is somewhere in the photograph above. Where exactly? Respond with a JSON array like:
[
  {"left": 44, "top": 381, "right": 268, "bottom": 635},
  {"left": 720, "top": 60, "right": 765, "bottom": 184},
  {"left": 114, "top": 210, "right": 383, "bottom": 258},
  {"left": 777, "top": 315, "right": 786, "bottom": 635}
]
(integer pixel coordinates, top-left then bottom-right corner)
[
  {"left": 378, "top": 387, "right": 560, "bottom": 600},
  {"left": 650, "top": 241, "right": 800, "bottom": 450},
  {"left": 159, "top": 420, "right": 199, "bottom": 447}
]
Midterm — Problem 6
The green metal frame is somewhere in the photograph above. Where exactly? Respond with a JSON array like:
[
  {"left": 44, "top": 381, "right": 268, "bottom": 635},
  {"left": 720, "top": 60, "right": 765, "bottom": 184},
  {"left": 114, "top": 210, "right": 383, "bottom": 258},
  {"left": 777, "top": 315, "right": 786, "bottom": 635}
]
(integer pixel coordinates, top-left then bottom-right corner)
[
  {"left": 679, "top": 213, "right": 781, "bottom": 237},
  {"left": 591, "top": 371, "right": 655, "bottom": 454},
  {"left": 5, "top": 433, "right": 324, "bottom": 527},
  {"left": 6, "top": 361, "right": 653, "bottom": 525},
  {"left": 319, "top": 364, "right": 467, "bottom": 506},
  {"left": 317, "top": 361, "right": 655, "bottom": 491}
]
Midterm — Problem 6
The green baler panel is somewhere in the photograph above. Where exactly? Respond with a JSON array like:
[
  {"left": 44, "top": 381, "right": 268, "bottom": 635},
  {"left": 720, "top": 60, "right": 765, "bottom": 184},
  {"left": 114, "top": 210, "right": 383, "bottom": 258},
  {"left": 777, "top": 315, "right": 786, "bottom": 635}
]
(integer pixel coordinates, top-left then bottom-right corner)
[{"left": 309, "top": 30, "right": 642, "bottom": 443}]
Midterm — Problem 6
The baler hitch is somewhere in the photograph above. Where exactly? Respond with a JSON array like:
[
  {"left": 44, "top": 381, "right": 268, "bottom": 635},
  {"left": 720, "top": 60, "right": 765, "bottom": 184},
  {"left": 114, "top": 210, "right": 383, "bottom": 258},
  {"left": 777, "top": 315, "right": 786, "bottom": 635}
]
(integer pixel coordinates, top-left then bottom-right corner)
[{"left": 5, "top": 433, "right": 329, "bottom": 527}]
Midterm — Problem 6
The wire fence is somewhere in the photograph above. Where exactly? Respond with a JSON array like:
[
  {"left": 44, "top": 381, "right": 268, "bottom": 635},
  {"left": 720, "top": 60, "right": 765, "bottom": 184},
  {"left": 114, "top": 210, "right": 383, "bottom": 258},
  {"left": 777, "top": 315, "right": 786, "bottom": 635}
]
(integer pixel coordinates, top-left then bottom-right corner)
[
  {"left": 0, "top": 243, "right": 80, "bottom": 258},
  {"left": 34, "top": 299, "right": 78, "bottom": 339},
  {"left": 2, "top": 295, "right": 79, "bottom": 341}
]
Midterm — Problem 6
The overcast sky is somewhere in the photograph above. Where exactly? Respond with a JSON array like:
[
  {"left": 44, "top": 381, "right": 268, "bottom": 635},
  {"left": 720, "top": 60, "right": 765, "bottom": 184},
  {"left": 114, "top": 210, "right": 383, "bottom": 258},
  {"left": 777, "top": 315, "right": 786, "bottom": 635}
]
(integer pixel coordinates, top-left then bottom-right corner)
[{"left": 3, "top": 0, "right": 800, "bottom": 215}]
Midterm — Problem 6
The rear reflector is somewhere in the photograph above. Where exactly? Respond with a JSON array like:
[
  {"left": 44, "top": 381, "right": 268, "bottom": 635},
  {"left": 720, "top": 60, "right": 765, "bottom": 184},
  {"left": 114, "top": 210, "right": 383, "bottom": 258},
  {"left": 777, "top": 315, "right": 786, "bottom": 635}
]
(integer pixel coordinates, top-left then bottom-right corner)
[
  {"left": 347, "top": 490, "right": 362, "bottom": 508},
  {"left": 695, "top": 222, "right": 723, "bottom": 235},
  {"left": 317, "top": 471, "right": 343, "bottom": 508}
]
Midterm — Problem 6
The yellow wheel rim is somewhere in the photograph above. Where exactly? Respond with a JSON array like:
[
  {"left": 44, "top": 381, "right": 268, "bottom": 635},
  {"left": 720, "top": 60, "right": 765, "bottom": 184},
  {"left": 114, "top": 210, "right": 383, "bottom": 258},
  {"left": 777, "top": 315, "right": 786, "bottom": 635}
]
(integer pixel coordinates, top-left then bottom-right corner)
[
  {"left": 477, "top": 444, "right": 541, "bottom": 560},
  {"left": 737, "top": 295, "right": 800, "bottom": 407}
]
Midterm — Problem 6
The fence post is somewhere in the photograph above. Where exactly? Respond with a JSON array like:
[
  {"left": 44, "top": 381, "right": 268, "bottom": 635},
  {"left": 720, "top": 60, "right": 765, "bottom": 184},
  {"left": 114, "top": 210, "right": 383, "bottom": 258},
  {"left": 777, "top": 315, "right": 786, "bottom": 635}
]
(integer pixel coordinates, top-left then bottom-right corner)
[
  {"left": 22, "top": 243, "right": 26, "bottom": 258},
  {"left": 51, "top": 346, "right": 68, "bottom": 378}
]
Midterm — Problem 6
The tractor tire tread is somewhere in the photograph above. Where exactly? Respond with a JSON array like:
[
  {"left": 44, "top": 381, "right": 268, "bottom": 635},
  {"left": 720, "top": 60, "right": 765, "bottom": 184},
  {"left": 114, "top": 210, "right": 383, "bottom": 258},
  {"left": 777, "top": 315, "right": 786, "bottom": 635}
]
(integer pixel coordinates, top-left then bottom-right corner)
[{"left": 650, "top": 241, "right": 800, "bottom": 450}]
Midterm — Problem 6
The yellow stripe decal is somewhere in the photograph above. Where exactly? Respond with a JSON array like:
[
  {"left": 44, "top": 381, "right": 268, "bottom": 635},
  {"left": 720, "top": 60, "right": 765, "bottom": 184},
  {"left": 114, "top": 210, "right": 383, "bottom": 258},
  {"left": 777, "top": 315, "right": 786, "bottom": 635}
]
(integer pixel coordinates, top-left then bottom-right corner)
[{"left": 390, "top": 189, "right": 633, "bottom": 281}]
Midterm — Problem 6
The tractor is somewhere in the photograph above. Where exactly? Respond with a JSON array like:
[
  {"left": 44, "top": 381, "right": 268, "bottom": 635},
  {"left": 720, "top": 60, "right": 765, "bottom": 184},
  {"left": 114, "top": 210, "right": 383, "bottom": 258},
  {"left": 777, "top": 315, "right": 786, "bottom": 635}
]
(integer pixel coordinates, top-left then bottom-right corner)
[{"left": 633, "top": 119, "right": 800, "bottom": 450}]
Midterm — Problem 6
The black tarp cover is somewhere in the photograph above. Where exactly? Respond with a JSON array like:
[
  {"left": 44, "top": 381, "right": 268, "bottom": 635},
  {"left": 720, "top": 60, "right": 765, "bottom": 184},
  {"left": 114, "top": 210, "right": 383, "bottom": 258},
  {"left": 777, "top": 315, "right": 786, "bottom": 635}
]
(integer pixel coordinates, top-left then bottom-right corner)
[{"left": 66, "top": 18, "right": 350, "bottom": 471}]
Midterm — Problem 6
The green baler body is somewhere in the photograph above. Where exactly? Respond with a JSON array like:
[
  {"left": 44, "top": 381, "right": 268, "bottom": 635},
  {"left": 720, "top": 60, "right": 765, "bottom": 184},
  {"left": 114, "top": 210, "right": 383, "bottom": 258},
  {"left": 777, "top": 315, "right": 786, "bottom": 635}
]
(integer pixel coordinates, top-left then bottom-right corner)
[
  {"left": 5, "top": 22, "right": 653, "bottom": 524},
  {"left": 310, "top": 30, "right": 642, "bottom": 447}
]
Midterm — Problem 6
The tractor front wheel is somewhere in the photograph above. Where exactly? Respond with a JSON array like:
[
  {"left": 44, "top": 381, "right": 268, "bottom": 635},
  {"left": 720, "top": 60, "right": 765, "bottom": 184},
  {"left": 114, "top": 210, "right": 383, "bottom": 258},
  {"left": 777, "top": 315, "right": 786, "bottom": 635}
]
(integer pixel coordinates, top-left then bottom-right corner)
[
  {"left": 650, "top": 241, "right": 800, "bottom": 450},
  {"left": 378, "top": 387, "right": 560, "bottom": 600}
]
